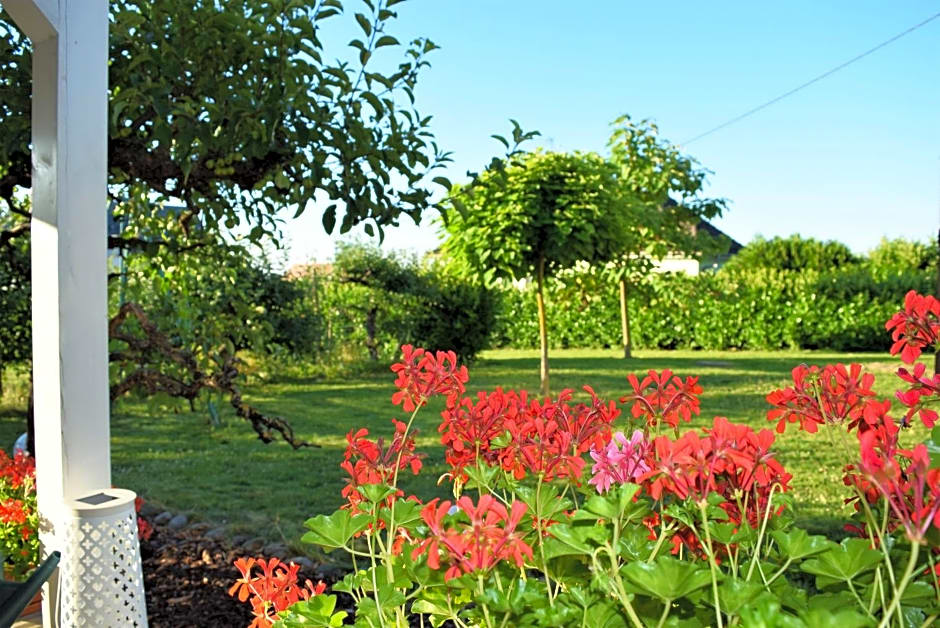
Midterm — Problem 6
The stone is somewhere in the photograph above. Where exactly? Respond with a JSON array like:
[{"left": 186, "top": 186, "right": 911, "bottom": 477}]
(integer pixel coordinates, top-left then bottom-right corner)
[
  {"left": 153, "top": 511, "right": 173, "bottom": 526},
  {"left": 230, "top": 534, "right": 250, "bottom": 547},
  {"left": 288, "top": 556, "right": 316, "bottom": 571},
  {"left": 139, "top": 501, "right": 162, "bottom": 519},
  {"left": 262, "top": 543, "right": 289, "bottom": 558},
  {"left": 317, "top": 563, "right": 345, "bottom": 581},
  {"left": 188, "top": 522, "right": 211, "bottom": 533},
  {"left": 168, "top": 514, "right": 188, "bottom": 530},
  {"left": 240, "top": 537, "right": 265, "bottom": 553},
  {"left": 205, "top": 527, "right": 227, "bottom": 540}
]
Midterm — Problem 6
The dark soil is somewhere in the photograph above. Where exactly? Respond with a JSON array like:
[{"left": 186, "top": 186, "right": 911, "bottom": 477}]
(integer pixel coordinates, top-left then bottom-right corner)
[
  {"left": 141, "top": 523, "right": 345, "bottom": 627},
  {"left": 140, "top": 522, "right": 445, "bottom": 627}
]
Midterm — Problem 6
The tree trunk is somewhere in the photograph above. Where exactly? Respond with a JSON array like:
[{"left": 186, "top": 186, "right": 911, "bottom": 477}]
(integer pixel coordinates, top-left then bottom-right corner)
[
  {"left": 536, "top": 257, "right": 550, "bottom": 397},
  {"left": 365, "top": 306, "right": 379, "bottom": 362},
  {"left": 935, "top": 227, "right": 940, "bottom": 375},
  {"left": 619, "top": 277, "right": 633, "bottom": 359}
]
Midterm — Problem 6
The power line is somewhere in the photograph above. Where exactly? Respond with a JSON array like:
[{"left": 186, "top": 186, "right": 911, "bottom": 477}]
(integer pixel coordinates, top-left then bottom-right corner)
[{"left": 682, "top": 10, "right": 940, "bottom": 146}]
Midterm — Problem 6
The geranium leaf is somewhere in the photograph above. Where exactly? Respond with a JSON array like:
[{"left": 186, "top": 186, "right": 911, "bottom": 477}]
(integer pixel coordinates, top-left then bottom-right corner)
[
  {"left": 800, "top": 538, "right": 881, "bottom": 588},
  {"left": 275, "top": 594, "right": 347, "bottom": 627},
  {"left": 620, "top": 556, "right": 716, "bottom": 602},
  {"left": 771, "top": 528, "right": 833, "bottom": 561},
  {"left": 301, "top": 510, "right": 370, "bottom": 551}
]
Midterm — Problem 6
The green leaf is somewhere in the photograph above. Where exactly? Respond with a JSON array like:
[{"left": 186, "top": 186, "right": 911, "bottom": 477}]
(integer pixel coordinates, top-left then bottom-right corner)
[
  {"left": 616, "top": 524, "right": 656, "bottom": 562},
  {"left": 322, "top": 205, "right": 337, "bottom": 234},
  {"left": 301, "top": 510, "right": 370, "bottom": 551},
  {"left": 515, "top": 483, "right": 570, "bottom": 524},
  {"left": 331, "top": 571, "right": 367, "bottom": 595},
  {"left": 355, "top": 12, "right": 372, "bottom": 36},
  {"left": 798, "top": 607, "right": 871, "bottom": 628},
  {"left": 582, "top": 492, "right": 621, "bottom": 520},
  {"left": 620, "top": 556, "right": 715, "bottom": 602},
  {"left": 358, "top": 483, "right": 396, "bottom": 504},
  {"left": 663, "top": 502, "right": 697, "bottom": 530},
  {"left": 375, "top": 35, "right": 399, "bottom": 48},
  {"left": 378, "top": 499, "right": 422, "bottom": 531},
  {"left": 275, "top": 594, "right": 347, "bottom": 627},
  {"left": 800, "top": 538, "right": 881, "bottom": 588},
  {"left": 410, "top": 599, "right": 451, "bottom": 621},
  {"left": 717, "top": 579, "right": 772, "bottom": 616},
  {"left": 708, "top": 522, "right": 739, "bottom": 546},
  {"left": 771, "top": 528, "right": 833, "bottom": 561},
  {"left": 362, "top": 91, "right": 384, "bottom": 117},
  {"left": 545, "top": 523, "right": 607, "bottom": 556},
  {"left": 737, "top": 598, "right": 804, "bottom": 627}
]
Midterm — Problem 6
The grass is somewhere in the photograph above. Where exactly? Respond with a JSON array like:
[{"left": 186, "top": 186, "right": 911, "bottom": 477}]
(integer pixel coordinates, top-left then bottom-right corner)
[{"left": 0, "top": 349, "right": 932, "bottom": 555}]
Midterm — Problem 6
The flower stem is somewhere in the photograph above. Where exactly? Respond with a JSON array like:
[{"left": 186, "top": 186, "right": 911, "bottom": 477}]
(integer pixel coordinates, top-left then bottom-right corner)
[
  {"left": 366, "top": 531, "right": 389, "bottom": 628},
  {"left": 646, "top": 516, "right": 671, "bottom": 563},
  {"left": 535, "top": 475, "right": 556, "bottom": 608},
  {"left": 477, "top": 574, "right": 495, "bottom": 628},
  {"left": 697, "top": 500, "right": 724, "bottom": 628},
  {"left": 656, "top": 599, "right": 673, "bottom": 628},
  {"left": 384, "top": 404, "right": 423, "bottom": 583},
  {"left": 858, "top": 492, "right": 897, "bottom": 595},
  {"left": 879, "top": 542, "right": 920, "bottom": 628},
  {"left": 745, "top": 483, "right": 779, "bottom": 583},
  {"left": 764, "top": 558, "right": 792, "bottom": 588},
  {"left": 926, "top": 549, "right": 940, "bottom": 605}
]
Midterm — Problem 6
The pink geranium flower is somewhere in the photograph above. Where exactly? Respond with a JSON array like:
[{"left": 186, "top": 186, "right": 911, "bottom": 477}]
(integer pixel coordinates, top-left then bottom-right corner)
[{"left": 588, "top": 430, "right": 651, "bottom": 494}]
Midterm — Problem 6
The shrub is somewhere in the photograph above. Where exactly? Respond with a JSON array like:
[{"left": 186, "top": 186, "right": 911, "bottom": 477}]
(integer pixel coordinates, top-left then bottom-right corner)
[
  {"left": 867, "top": 237, "right": 938, "bottom": 277},
  {"left": 303, "top": 245, "right": 499, "bottom": 367},
  {"left": 241, "top": 265, "right": 324, "bottom": 357},
  {"left": 722, "top": 234, "right": 859, "bottom": 272},
  {"left": 411, "top": 267, "right": 498, "bottom": 363}
]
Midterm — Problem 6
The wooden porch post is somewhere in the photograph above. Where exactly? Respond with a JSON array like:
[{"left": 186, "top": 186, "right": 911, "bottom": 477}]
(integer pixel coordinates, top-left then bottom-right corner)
[{"left": 3, "top": 1, "right": 111, "bottom": 624}]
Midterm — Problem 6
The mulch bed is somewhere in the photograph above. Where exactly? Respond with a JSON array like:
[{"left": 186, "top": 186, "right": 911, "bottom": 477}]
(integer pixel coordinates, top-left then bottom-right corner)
[{"left": 142, "top": 523, "right": 346, "bottom": 627}]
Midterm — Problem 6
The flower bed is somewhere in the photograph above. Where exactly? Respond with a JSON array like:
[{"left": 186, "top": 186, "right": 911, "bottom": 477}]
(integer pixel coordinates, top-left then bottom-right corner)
[{"left": 232, "top": 291, "right": 940, "bottom": 627}]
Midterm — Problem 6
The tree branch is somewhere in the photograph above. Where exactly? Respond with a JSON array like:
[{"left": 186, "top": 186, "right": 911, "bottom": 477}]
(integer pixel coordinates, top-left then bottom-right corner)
[
  {"left": 0, "top": 223, "right": 29, "bottom": 249},
  {"left": 109, "top": 302, "right": 317, "bottom": 449}
]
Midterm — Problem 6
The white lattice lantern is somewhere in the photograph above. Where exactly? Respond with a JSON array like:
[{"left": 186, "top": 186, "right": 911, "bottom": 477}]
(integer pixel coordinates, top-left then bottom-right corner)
[{"left": 59, "top": 489, "right": 148, "bottom": 627}]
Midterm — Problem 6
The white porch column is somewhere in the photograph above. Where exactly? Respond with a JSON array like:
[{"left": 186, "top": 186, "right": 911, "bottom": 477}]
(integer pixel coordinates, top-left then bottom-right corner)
[{"left": 3, "top": 0, "right": 111, "bottom": 624}]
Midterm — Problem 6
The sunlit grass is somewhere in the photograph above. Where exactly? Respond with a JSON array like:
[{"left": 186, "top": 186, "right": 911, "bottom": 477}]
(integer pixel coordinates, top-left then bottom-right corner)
[{"left": 0, "top": 349, "right": 931, "bottom": 553}]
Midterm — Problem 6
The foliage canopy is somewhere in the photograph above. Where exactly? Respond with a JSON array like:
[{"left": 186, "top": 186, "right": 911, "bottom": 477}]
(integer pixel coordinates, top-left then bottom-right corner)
[
  {"left": 442, "top": 150, "right": 626, "bottom": 284},
  {"left": 0, "top": 0, "right": 451, "bottom": 242},
  {"left": 723, "top": 234, "right": 858, "bottom": 273}
]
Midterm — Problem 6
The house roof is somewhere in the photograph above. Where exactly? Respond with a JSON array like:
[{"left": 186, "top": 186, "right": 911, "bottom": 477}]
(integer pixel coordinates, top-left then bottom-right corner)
[
  {"left": 696, "top": 220, "right": 743, "bottom": 254},
  {"left": 661, "top": 196, "right": 742, "bottom": 254}
]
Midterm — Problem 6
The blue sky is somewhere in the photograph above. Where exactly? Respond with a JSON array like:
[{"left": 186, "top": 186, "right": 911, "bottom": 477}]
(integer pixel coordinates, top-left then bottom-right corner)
[{"left": 279, "top": 1, "right": 940, "bottom": 267}]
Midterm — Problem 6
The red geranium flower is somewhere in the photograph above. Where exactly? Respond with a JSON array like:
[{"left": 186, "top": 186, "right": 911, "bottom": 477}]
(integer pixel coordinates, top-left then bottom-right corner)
[
  {"left": 894, "top": 362, "right": 940, "bottom": 428},
  {"left": 391, "top": 345, "right": 469, "bottom": 411},
  {"left": 411, "top": 495, "right": 533, "bottom": 581},
  {"left": 857, "top": 420, "right": 940, "bottom": 543},
  {"left": 885, "top": 290, "right": 940, "bottom": 364},
  {"left": 229, "top": 557, "right": 326, "bottom": 628},
  {"left": 340, "top": 419, "right": 424, "bottom": 513},
  {"left": 766, "top": 363, "right": 875, "bottom": 434},
  {"left": 621, "top": 370, "right": 702, "bottom": 431}
]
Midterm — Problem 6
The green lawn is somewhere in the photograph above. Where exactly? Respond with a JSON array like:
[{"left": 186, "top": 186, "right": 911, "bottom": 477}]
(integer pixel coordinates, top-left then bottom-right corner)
[{"left": 0, "top": 349, "right": 931, "bottom": 555}]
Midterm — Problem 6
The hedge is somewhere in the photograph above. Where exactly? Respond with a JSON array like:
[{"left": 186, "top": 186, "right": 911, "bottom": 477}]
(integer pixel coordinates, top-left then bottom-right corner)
[{"left": 491, "top": 267, "right": 933, "bottom": 352}]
